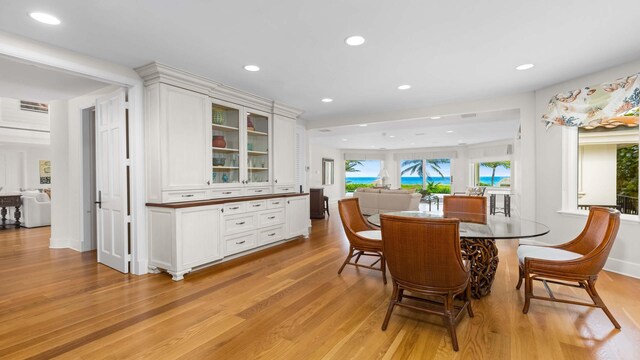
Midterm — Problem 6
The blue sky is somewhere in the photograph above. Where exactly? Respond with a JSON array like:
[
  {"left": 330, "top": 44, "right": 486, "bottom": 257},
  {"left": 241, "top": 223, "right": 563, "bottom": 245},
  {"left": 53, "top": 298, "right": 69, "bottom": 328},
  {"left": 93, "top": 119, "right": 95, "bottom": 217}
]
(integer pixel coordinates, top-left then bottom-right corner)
[
  {"left": 478, "top": 162, "right": 511, "bottom": 177},
  {"left": 346, "top": 160, "right": 381, "bottom": 177}
]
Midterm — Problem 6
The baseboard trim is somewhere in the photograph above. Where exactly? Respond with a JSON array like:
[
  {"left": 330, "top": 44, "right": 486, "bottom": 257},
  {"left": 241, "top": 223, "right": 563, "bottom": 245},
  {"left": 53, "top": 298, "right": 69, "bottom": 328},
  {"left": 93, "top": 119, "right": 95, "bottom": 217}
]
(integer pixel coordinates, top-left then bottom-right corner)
[
  {"left": 49, "top": 237, "right": 69, "bottom": 249},
  {"left": 604, "top": 257, "right": 640, "bottom": 280}
]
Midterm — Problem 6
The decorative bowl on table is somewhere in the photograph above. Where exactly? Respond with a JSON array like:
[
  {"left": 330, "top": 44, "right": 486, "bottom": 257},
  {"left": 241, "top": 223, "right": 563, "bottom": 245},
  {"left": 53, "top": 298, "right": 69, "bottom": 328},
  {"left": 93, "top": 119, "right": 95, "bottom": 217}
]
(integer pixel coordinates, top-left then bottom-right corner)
[{"left": 212, "top": 158, "right": 226, "bottom": 166}]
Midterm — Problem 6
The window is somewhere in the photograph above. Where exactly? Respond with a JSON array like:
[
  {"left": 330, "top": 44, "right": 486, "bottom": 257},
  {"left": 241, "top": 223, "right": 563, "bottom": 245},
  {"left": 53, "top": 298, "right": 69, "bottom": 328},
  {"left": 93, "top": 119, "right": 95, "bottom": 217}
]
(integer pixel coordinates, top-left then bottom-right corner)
[
  {"left": 474, "top": 161, "right": 511, "bottom": 188},
  {"left": 400, "top": 158, "right": 451, "bottom": 194},
  {"left": 577, "top": 126, "right": 638, "bottom": 215},
  {"left": 345, "top": 160, "right": 381, "bottom": 193}
]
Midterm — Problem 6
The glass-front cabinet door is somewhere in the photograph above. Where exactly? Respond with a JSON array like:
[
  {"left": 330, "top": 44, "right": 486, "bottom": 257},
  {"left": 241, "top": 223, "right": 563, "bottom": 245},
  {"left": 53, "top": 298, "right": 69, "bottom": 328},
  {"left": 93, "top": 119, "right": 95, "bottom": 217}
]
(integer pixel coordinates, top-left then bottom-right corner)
[
  {"left": 211, "top": 100, "right": 241, "bottom": 186},
  {"left": 245, "top": 110, "right": 270, "bottom": 185}
]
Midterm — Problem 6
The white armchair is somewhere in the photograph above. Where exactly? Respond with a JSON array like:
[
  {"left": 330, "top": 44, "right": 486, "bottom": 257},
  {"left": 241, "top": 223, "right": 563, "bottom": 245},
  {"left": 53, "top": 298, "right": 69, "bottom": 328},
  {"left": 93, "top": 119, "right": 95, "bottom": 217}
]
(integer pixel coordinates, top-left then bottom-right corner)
[{"left": 20, "top": 193, "right": 51, "bottom": 228}]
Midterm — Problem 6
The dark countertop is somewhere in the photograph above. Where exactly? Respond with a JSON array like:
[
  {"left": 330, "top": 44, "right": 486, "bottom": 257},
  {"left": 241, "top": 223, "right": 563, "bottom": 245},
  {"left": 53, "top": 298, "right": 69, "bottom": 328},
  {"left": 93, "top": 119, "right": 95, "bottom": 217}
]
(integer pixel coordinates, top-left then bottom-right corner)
[{"left": 147, "top": 192, "right": 309, "bottom": 209}]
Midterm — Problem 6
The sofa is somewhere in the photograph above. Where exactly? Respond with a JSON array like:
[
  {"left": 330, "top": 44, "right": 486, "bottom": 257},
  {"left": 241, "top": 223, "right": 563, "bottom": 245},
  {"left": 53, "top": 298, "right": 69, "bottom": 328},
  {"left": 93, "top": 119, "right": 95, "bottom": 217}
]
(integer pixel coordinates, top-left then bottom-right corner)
[
  {"left": 20, "top": 192, "right": 51, "bottom": 228},
  {"left": 353, "top": 188, "right": 422, "bottom": 215}
]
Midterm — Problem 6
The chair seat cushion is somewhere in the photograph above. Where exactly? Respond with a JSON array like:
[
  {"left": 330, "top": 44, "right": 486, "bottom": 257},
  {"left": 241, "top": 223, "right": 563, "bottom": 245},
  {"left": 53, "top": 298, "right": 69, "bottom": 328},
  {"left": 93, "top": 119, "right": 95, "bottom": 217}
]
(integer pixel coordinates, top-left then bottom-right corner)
[
  {"left": 356, "top": 230, "right": 382, "bottom": 240},
  {"left": 517, "top": 245, "right": 581, "bottom": 264}
]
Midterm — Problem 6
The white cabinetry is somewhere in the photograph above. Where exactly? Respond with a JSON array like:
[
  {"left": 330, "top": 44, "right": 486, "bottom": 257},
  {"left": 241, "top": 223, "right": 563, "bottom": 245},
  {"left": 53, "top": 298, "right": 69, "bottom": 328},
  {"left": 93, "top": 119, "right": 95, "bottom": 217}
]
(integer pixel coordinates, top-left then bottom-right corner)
[
  {"left": 273, "top": 115, "right": 297, "bottom": 189},
  {"left": 139, "top": 63, "right": 303, "bottom": 203},
  {"left": 148, "top": 205, "right": 223, "bottom": 280},
  {"left": 286, "top": 195, "right": 310, "bottom": 238},
  {"left": 145, "top": 83, "right": 209, "bottom": 203}
]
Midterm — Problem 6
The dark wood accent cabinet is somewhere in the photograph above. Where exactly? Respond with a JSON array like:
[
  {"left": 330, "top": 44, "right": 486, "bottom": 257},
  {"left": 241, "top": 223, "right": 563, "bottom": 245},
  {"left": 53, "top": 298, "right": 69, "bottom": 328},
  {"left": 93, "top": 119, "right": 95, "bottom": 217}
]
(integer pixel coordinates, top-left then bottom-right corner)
[{"left": 310, "top": 188, "right": 325, "bottom": 219}]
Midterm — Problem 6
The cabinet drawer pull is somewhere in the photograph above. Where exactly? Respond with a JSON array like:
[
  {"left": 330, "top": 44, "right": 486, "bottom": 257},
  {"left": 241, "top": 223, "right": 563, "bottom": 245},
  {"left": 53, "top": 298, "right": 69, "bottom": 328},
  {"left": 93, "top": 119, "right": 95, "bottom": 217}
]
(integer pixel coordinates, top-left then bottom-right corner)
[
  {"left": 229, "top": 206, "right": 239, "bottom": 210},
  {"left": 236, "top": 221, "right": 246, "bottom": 225},
  {"left": 223, "top": 191, "right": 233, "bottom": 195},
  {"left": 283, "top": 188, "right": 290, "bottom": 191},
  {"left": 255, "top": 190, "right": 263, "bottom": 193},
  {"left": 252, "top": 204, "right": 261, "bottom": 207},
  {"left": 267, "top": 216, "right": 276, "bottom": 220},
  {"left": 268, "top": 233, "right": 276, "bottom": 237},
  {"left": 272, "top": 202, "right": 280, "bottom": 205},
  {"left": 181, "top": 194, "right": 194, "bottom": 198},
  {"left": 236, "top": 240, "right": 246, "bottom": 245}
]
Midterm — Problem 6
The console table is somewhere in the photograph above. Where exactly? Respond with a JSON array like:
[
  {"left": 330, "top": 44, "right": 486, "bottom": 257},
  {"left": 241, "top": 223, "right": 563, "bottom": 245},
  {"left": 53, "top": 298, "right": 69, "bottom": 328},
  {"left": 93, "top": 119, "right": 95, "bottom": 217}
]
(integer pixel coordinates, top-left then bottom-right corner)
[{"left": 0, "top": 195, "right": 22, "bottom": 229}]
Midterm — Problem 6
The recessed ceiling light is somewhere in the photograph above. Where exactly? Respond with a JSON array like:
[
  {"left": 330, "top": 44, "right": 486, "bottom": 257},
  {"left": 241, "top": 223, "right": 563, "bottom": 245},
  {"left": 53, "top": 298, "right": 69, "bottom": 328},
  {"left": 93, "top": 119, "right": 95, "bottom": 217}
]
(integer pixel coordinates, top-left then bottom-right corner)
[
  {"left": 342, "top": 138, "right": 348, "bottom": 141},
  {"left": 321, "top": 98, "right": 333, "bottom": 103},
  {"left": 29, "top": 12, "right": 61, "bottom": 25},
  {"left": 244, "top": 65, "right": 260, "bottom": 72},
  {"left": 397, "top": 85, "right": 411, "bottom": 90},
  {"left": 389, "top": 135, "right": 396, "bottom": 138},
  {"left": 345, "top": 35, "right": 365, "bottom": 46},
  {"left": 515, "top": 63, "right": 535, "bottom": 71},
  {"left": 446, "top": 130, "right": 454, "bottom": 133},
  {"left": 359, "top": 124, "right": 368, "bottom": 127},
  {"left": 430, "top": 116, "right": 441, "bottom": 120}
]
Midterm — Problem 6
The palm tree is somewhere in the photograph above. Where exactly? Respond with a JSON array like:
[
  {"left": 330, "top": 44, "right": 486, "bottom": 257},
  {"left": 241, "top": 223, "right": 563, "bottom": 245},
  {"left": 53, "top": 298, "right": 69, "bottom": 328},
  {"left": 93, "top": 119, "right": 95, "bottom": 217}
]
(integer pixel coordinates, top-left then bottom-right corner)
[
  {"left": 345, "top": 160, "right": 364, "bottom": 173},
  {"left": 401, "top": 159, "right": 446, "bottom": 180},
  {"left": 480, "top": 161, "right": 511, "bottom": 186}
]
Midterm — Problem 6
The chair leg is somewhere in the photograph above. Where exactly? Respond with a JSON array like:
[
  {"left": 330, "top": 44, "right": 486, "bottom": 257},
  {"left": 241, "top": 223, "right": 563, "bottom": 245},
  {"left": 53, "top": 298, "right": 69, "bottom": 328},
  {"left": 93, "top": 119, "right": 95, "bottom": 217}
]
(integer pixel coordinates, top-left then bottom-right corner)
[
  {"left": 516, "top": 265, "right": 524, "bottom": 290},
  {"left": 445, "top": 294, "right": 459, "bottom": 352},
  {"left": 338, "top": 247, "right": 354, "bottom": 275},
  {"left": 586, "top": 278, "right": 621, "bottom": 329},
  {"left": 381, "top": 254, "right": 387, "bottom": 285},
  {"left": 522, "top": 271, "right": 533, "bottom": 314},
  {"left": 466, "top": 282, "right": 474, "bottom": 318},
  {"left": 381, "top": 283, "right": 398, "bottom": 330}
]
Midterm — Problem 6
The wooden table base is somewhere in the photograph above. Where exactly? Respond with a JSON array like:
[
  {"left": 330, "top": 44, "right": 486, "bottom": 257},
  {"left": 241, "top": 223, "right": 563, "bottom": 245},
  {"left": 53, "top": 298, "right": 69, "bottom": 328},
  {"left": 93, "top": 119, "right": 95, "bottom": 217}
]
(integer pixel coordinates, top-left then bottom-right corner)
[{"left": 461, "top": 238, "right": 499, "bottom": 298}]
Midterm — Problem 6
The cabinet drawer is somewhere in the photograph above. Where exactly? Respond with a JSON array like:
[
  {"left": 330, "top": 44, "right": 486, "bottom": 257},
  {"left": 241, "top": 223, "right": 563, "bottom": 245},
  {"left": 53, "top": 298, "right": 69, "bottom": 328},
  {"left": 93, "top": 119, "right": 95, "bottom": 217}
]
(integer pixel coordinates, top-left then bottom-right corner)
[
  {"left": 258, "top": 225, "right": 285, "bottom": 246},
  {"left": 246, "top": 187, "right": 272, "bottom": 196},
  {"left": 246, "top": 200, "right": 267, "bottom": 212},
  {"left": 224, "top": 214, "right": 256, "bottom": 235},
  {"left": 162, "top": 190, "right": 208, "bottom": 203},
  {"left": 223, "top": 202, "right": 246, "bottom": 215},
  {"left": 259, "top": 209, "right": 284, "bottom": 227},
  {"left": 225, "top": 232, "right": 257, "bottom": 256},
  {"left": 211, "top": 188, "right": 244, "bottom": 198},
  {"left": 267, "top": 198, "right": 285, "bottom": 209},
  {"left": 274, "top": 186, "right": 296, "bottom": 194}
]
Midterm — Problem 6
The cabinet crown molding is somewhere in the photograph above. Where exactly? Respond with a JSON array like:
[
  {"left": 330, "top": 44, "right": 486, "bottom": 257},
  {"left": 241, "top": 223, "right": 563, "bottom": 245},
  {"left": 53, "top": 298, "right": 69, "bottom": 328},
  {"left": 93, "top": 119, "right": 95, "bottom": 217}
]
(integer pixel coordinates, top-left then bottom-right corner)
[
  {"left": 135, "top": 62, "right": 301, "bottom": 115},
  {"left": 273, "top": 103, "right": 304, "bottom": 119}
]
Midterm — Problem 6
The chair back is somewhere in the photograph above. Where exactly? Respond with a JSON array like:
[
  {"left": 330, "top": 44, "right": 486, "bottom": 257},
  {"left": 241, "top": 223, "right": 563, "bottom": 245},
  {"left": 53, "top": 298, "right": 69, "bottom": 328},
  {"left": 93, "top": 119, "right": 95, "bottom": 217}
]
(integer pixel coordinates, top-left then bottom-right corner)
[
  {"left": 338, "top": 198, "right": 375, "bottom": 246},
  {"left": 564, "top": 207, "right": 620, "bottom": 274},
  {"left": 380, "top": 214, "right": 469, "bottom": 291},
  {"left": 443, "top": 195, "right": 487, "bottom": 224}
]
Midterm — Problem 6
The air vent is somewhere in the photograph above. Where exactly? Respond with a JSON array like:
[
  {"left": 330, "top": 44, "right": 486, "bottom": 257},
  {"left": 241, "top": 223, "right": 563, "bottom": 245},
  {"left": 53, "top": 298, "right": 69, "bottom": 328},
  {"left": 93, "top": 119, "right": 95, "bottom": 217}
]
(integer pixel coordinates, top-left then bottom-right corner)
[
  {"left": 461, "top": 113, "right": 476, "bottom": 118},
  {"left": 318, "top": 129, "right": 332, "bottom": 133},
  {"left": 20, "top": 101, "right": 48, "bottom": 114}
]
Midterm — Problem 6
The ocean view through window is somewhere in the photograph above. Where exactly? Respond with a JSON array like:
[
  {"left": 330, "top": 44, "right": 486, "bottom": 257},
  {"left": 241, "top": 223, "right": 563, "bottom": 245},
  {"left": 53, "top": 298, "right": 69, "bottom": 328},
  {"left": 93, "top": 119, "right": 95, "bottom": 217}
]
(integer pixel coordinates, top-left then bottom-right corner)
[
  {"left": 345, "top": 160, "right": 381, "bottom": 193},
  {"left": 400, "top": 159, "right": 451, "bottom": 193}
]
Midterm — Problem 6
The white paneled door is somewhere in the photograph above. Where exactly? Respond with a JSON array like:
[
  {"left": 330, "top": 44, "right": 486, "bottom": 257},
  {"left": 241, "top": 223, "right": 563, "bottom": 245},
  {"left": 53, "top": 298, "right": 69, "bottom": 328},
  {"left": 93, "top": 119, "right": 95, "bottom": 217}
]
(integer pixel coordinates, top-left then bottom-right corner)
[{"left": 95, "top": 88, "right": 129, "bottom": 273}]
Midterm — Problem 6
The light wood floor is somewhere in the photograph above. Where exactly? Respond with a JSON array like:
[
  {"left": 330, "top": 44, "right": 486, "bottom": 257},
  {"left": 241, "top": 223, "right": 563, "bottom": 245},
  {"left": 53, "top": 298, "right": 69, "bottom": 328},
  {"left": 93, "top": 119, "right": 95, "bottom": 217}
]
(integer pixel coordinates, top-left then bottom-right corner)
[{"left": 1, "top": 211, "right": 640, "bottom": 360}]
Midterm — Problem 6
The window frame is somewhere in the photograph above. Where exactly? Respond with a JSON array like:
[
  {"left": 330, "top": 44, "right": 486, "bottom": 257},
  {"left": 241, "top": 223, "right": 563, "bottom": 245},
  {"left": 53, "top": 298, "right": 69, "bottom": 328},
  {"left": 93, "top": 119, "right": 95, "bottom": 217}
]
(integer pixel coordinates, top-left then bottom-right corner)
[{"left": 560, "top": 126, "right": 640, "bottom": 222}]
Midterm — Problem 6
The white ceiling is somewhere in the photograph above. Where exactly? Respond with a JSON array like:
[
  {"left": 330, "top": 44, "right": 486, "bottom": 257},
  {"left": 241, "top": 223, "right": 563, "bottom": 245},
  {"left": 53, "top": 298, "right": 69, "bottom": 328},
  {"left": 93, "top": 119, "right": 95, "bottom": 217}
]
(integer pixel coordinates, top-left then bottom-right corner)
[
  {"left": 1, "top": 1, "right": 639, "bottom": 121},
  {"left": 0, "top": 56, "right": 107, "bottom": 102},
  {"left": 309, "top": 109, "right": 520, "bottom": 150}
]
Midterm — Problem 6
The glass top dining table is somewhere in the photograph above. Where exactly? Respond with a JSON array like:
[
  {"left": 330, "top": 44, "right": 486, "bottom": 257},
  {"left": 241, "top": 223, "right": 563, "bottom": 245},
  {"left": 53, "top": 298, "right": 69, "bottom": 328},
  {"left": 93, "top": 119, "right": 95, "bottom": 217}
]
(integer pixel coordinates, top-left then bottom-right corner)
[
  {"left": 367, "top": 211, "right": 550, "bottom": 240},
  {"left": 367, "top": 211, "right": 550, "bottom": 298}
]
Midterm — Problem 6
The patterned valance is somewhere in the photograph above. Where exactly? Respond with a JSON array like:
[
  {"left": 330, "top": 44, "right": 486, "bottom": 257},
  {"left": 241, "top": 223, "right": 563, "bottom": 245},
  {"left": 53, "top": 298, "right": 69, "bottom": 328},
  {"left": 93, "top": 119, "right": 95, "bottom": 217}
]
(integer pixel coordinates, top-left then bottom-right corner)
[{"left": 543, "top": 73, "right": 640, "bottom": 129}]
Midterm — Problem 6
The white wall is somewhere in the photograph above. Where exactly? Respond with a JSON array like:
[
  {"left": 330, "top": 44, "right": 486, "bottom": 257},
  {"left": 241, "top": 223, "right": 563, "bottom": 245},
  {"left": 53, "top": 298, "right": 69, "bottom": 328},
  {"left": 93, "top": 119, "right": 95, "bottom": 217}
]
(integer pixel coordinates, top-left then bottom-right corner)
[
  {"left": 0, "top": 144, "right": 50, "bottom": 192},
  {"left": 535, "top": 58, "right": 640, "bottom": 278},
  {"left": 308, "top": 143, "right": 344, "bottom": 202},
  {"left": 578, "top": 144, "right": 617, "bottom": 205}
]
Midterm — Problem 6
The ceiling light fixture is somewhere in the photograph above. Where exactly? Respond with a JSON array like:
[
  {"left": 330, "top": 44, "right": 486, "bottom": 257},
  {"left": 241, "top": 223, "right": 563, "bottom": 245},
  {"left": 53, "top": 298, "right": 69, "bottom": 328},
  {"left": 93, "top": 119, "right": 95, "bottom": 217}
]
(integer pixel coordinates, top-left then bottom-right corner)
[
  {"left": 321, "top": 98, "right": 333, "bottom": 103},
  {"left": 243, "top": 65, "right": 260, "bottom": 72},
  {"left": 430, "top": 116, "right": 441, "bottom": 120},
  {"left": 342, "top": 138, "right": 348, "bottom": 141},
  {"left": 359, "top": 124, "right": 368, "bottom": 127},
  {"left": 345, "top": 35, "right": 365, "bottom": 46},
  {"left": 389, "top": 135, "right": 396, "bottom": 138},
  {"left": 397, "top": 85, "right": 411, "bottom": 90},
  {"left": 446, "top": 130, "right": 454, "bottom": 133},
  {"left": 515, "top": 63, "right": 535, "bottom": 71},
  {"left": 29, "top": 12, "right": 61, "bottom": 25}
]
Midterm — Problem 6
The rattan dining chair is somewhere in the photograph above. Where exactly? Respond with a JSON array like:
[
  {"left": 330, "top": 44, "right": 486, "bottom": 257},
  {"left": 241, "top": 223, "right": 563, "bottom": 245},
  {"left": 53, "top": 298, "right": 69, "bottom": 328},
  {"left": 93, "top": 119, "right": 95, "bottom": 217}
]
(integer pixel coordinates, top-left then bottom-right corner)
[
  {"left": 443, "top": 195, "right": 487, "bottom": 224},
  {"left": 380, "top": 214, "right": 473, "bottom": 351},
  {"left": 337, "top": 198, "right": 386, "bottom": 284},
  {"left": 516, "top": 207, "right": 621, "bottom": 329}
]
